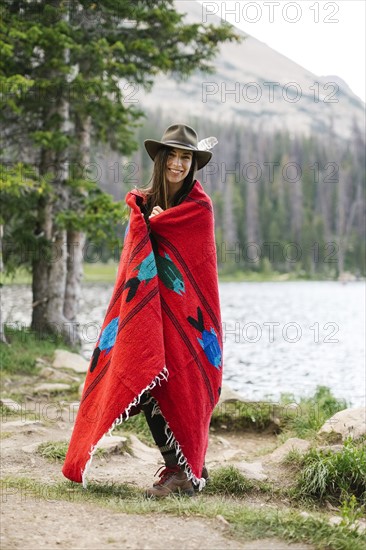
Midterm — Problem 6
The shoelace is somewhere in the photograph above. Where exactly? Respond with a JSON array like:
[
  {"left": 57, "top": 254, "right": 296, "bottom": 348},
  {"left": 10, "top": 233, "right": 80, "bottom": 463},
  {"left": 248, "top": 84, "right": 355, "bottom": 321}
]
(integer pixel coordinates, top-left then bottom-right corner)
[{"left": 154, "top": 465, "right": 181, "bottom": 485}]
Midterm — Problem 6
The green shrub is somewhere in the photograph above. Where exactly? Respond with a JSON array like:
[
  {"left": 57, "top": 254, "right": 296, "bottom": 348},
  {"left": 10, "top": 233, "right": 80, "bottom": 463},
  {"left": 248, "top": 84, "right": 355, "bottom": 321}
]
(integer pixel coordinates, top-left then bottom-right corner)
[
  {"left": 293, "top": 438, "right": 366, "bottom": 505},
  {"left": 211, "top": 401, "right": 274, "bottom": 431},
  {"left": 232, "top": 508, "right": 366, "bottom": 550},
  {"left": 211, "top": 386, "right": 347, "bottom": 436},
  {"left": 279, "top": 386, "right": 348, "bottom": 438},
  {"left": 0, "top": 403, "right": 20, "bottom": 418},
  {"left": 1, "top": 326, "right": 69, "bottom": 374},
  {"left": 37, "top": 441, "right": 69, "bottom": 462},
  {"left": 204, "top": 465, "right": 253, "bottom": 496},
  {"left": 340, "top": 494, "right": 365, "bottom": 526}
]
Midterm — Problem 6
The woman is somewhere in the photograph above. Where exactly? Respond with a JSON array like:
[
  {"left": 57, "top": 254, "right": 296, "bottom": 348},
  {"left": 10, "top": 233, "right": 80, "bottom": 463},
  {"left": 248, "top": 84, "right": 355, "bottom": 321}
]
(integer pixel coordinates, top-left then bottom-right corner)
[
  {"left": 62, "top": 124, "right": 223, "bottom": 499},
  {"left": 143, "top": 124, "right": 210, "bottom": 215}
]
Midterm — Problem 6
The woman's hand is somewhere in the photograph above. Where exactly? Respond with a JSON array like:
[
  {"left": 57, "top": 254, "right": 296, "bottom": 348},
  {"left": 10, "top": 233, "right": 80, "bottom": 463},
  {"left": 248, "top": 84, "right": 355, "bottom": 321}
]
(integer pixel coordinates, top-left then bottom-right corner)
[{"left": 149, "top": 206, "right": 164, "bottom": 218}]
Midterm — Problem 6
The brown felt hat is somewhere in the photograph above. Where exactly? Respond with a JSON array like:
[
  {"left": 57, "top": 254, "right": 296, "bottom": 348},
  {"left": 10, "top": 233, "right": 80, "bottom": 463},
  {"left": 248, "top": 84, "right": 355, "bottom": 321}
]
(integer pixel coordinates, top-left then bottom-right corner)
[{"left": 144, "top": 124, "right": 213, "bottom": 171}]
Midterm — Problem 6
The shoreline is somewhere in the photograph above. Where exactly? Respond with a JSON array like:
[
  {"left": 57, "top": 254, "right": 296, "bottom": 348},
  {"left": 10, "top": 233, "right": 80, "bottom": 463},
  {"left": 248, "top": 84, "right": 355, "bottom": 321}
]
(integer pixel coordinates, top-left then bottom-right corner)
[{"left": 2, "top": 264, "right": 365, "bottom": 286}]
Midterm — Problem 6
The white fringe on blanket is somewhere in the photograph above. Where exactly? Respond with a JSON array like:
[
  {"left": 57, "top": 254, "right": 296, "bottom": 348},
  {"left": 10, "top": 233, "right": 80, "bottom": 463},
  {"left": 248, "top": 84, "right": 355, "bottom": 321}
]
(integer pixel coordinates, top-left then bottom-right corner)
[
  {"left": 146, "top": 398, "right": 206, "bottom": 491},
  {"left": 81, "top": 365, "right": 169, "bottom": 488},
  {"left": 163, "top": 423, "right": 206, "bottom": 492},
  {"left": 81, "top": 365, "right": 206, "bottom": 491}
]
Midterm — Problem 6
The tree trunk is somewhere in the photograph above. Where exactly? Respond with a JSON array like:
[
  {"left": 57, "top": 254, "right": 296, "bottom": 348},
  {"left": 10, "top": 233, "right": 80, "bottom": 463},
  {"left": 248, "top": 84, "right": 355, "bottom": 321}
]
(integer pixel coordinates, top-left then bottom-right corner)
[
  {"left": 31, "top": 13, "right": 76, "bottom": 344},
  {"left": 64, "top": 229, "right": 86, "bottom": 323},
  {"left": 246, "top": 179, "right": 260, "bottom": 266},
  {"left": 336, "top": 169, "right": 346, "bottom": 275},
  {"left": 0, "top": 224, "right": 8, "bottom": 344},
  {"left": 31, "top": 151, "right": 53, "bottom": 335},
  {"left": 223, "top": 176, "right": 237, "bottom": 245},
  {"left": 31, "top": 245, "right": 50, "bottom": 334},
  {"left": 63, "top": 114, "right": 91, "bottom": 328},
  {"left": 31, "top": 152, "right": 76, "bottom": 344},
  {"left": 31, "top": 212, "right": 74, "bottom": 343},
  {"left": 223, "top": 176, "right": 238, "bottom": 268}
]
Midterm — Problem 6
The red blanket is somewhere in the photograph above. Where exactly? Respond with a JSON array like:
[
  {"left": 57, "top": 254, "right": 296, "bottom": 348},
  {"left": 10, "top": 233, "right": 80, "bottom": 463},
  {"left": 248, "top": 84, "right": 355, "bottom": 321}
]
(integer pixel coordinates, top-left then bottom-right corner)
[{"left": 62, "top": 180, "right": 223, "bottom": 489}]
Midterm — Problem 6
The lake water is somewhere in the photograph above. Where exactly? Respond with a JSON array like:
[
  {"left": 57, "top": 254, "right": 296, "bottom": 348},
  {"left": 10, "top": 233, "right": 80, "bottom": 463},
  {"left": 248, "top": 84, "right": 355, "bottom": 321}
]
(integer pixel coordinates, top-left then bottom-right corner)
[{"left": 2, "top": 281, "right": 365, "bottom": 407}]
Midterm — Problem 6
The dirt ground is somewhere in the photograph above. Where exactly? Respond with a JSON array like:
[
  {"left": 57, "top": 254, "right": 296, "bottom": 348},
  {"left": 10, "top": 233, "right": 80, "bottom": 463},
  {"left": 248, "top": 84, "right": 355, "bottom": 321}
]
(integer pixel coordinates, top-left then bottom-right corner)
[
  {"left": 1, "top": 408, "right": 310, "bottom": 550},
  {"left": 1, "top": 490, "right": 313, "bottom": 550},
  {"left": 0, "top": 395, "right": 315, "bottom": 550}
]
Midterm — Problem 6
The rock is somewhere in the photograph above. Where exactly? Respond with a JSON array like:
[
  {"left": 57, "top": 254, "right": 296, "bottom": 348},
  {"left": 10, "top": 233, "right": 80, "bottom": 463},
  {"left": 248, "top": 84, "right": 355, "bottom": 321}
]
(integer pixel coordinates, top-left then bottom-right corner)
[
  {"left": 35, "top": 357, "right": 50, "bottom": 367},
  {"left": 328, "top": 516, "right": 342, "bottom": 527},
  {"left": 354, "top": 519, "right": 366, "bottom": 534},
  {"left": 3, "top": 419, "right": 44, "bottom": 431},
  {"left": 264, "top": 438, "right": 311, "bottom": 463},
  {"left": 318, "top": 407, "right": 366, "bottom": 441},
  {"left": 270, "top": 402, "right": 300, "bottom": 428},
  {"left": 34, "top": 383, "right": 72, "bottom": 394},
  {"left": 78, "top": 382, "right": 84, "bottom": 398},
  {"left": 218, "top": 384, "right": 246, "bottom": 404},
  {"left": 328, "top": 516, "right": 365, "bottom": 534},
  {"left": 338, "top": 271, "right": 357, "bottom": 283},
  {"left": 216, "top": 514, "right": 230, "bottom": 526},
  {"left": 66, "top": 401, "right": 80, "bottom": 419},
  {"left": 221, "top": 449, "right": 245, "bottom": 461},
  {"left": 22, "top": 442, "right": 40, "bottom": 454},
  {"left": 97, "top": 435, "right": 129, "bottom": 454},
  {"left": 0, "top": 398, "right": 22, "bottom": 413},
  {"left": 39, "top": 366, "right": 80, "bottom": 382},
  {"left": 128, "top": 434, "right": 159, "bottom": 463},
  {"left": 216, "top": 435, "right": 232, "bottom": 448},
  {"left": 53, "top": 349, "right": 89, "bottom": 373},
  {"left": 39, "top": 367, "right": 57, "bottom": 379},
  {"left": 236, "top": 461, "right": 268, "bottom": 481}
]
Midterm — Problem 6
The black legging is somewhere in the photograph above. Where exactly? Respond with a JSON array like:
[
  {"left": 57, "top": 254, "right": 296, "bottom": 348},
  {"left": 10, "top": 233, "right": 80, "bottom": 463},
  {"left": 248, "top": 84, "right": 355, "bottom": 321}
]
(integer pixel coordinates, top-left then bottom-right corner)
[{"left": 140, "top": 392, "right": 178, "bottom": 466}]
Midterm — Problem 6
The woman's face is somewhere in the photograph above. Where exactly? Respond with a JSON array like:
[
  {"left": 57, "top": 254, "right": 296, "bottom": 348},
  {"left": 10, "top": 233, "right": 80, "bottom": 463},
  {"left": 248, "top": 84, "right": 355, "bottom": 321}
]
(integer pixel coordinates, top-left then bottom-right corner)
[{"left": 165, "top": 148, "right": 193, "bottom": 187}]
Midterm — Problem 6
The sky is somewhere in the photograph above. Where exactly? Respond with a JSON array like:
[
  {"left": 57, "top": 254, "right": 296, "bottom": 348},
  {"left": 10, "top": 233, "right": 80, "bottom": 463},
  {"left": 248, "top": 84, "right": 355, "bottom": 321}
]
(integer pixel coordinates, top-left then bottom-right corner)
[{"left": 197, "top": 0, "right": 366, "bottom": 102}]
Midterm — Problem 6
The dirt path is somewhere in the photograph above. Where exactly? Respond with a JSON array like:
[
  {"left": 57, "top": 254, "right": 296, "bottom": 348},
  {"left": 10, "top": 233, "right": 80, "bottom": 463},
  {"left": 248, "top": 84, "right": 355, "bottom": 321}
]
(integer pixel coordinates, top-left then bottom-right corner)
[
  {"left": 1, "top": 401, "right": 314, "bottom": 550},
  {"left": 1, "top": 492, "right": 242, "bottom": 550},
  {"left": 0, "top": 358, "right": 318, "bottom": 550},
  {"left": 1, "top": 491, "right": 313, "bottom": 550}
]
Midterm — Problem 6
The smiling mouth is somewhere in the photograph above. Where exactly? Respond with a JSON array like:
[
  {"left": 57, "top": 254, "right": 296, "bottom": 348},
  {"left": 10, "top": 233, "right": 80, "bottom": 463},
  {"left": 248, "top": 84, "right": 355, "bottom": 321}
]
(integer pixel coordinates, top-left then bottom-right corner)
[{"left": 168, "top": 168, "right": 183, "bottom": 175}]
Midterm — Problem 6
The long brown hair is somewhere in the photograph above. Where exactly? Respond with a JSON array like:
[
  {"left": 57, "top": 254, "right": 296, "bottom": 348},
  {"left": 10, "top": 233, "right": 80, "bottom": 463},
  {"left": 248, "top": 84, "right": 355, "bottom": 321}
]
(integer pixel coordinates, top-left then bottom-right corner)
[{"left": 143, "top": 147, "right": 197, "bottom": 216}]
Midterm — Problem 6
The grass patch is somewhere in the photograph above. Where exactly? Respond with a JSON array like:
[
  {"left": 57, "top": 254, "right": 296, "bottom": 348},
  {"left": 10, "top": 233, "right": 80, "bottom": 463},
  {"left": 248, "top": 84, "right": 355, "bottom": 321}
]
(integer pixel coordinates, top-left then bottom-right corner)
[
  {"left": 1, "top": 326, "right": 71, "bottom": 375},
  {"left": 211, "top": 401, "right": 274, "bottom": 432},
  {"left": 0, "top": 403, "right": 20, "bottom": 418},
  {"left": 205, "top": 467, "right": 283, "bottom": 500},
  {"left": 0, "top": 267, "right": 31, "bottom": 285},
  {"left": 340, "top": 494, "right": 366, "bottom": 526},
  {"left": 278, "top": 386, "right": 348, "bottom": 439},
  {"left": 1, "top": 263, "right": 119, "bottom": 285},
  {"left": 231, "top": 508, "right": 365, "bottom": 550},
  {"left": 37, "top": 441, "right": 69, "bottom": 462},
  {"left": 205, "top": 465, "right": 253, "bottom": 496},
  {"left": 2, "top": 264, "right": 340, "bottom": 285},
  {"left": 0, "top": 431, "right": 12, "bottom": 439},
  {"left": 37, "top": 438, "right": 130, "bottom": 463},
  {"left": 292, "top": 438, "right": 366, "bottom": 506},
  {"left": 83, "top": 262, "right": 118, "bottom": 282},
  {"left": 1, "top": 476, "right": 365, "bottom": 550},
  {"left": 281, "top": 448, "right": 305, "bottom": 468},
  {"left": 211, "top": 386, "right": 347, "bottom": 437},
  {"left": 1, "top": 401, "right": 42, "bottom": 423}
]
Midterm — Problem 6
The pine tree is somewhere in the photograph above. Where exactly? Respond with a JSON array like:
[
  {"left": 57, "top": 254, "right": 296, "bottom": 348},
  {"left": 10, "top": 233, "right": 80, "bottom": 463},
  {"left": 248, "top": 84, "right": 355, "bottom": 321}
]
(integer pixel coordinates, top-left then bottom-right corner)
[{"left": 1, "top": 0, "right": 239, "bottom": 343}]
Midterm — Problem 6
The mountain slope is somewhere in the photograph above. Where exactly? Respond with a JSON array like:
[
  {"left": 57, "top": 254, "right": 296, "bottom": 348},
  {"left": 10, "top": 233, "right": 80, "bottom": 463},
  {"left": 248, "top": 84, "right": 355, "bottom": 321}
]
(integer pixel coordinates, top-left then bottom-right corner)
[{"left": 137, "top": 0, "right": 364, "bottom": 139}]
